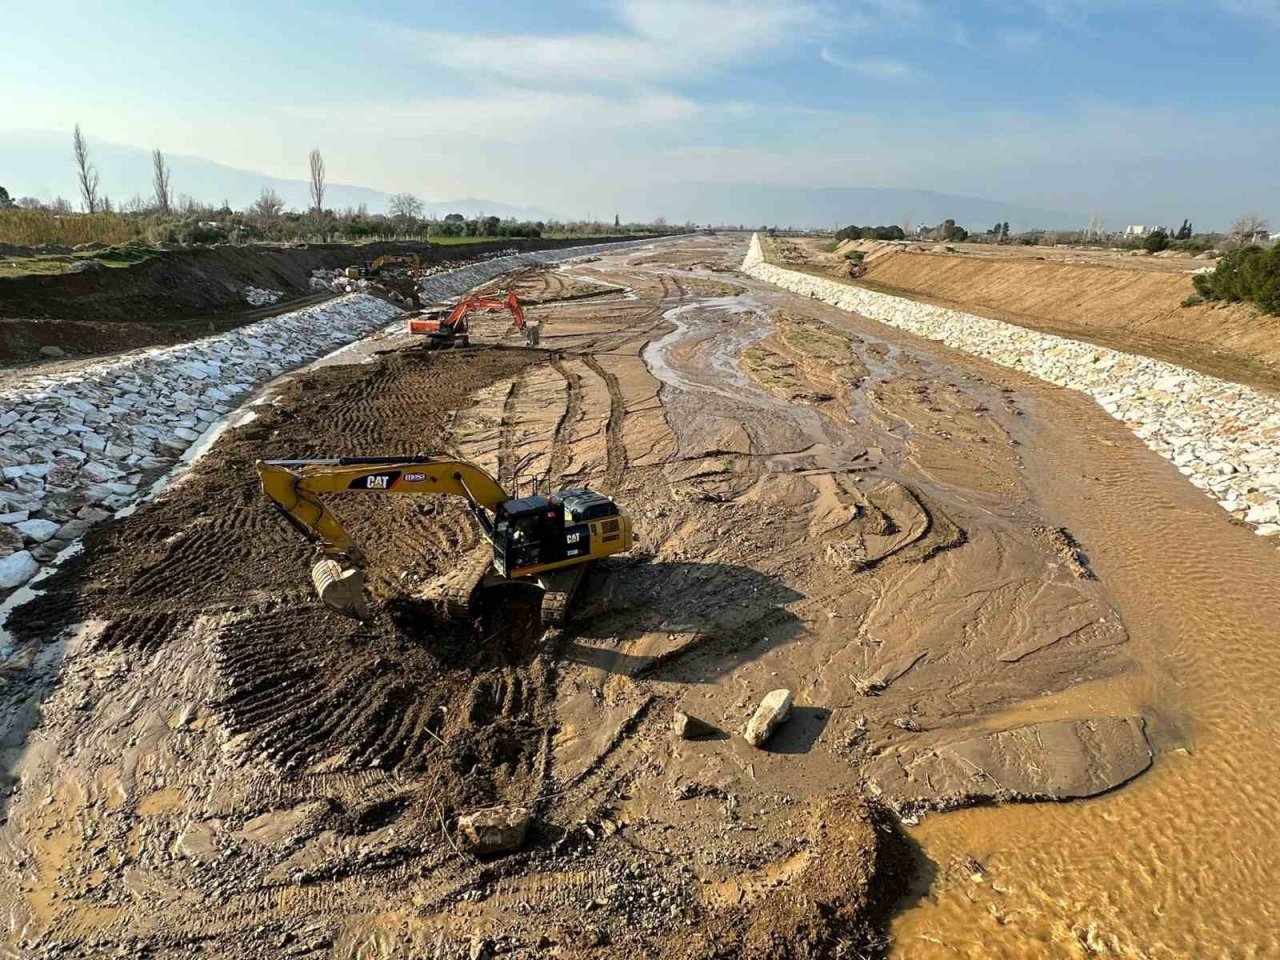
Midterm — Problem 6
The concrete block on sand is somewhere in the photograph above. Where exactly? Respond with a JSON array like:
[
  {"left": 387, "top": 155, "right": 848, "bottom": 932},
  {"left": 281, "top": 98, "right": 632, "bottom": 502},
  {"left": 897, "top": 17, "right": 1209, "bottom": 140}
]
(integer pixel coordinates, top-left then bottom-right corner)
[
  {"left": 457, "top": 806, "right": 532, "bottom": 855},
  {"left": 744, "top": 689, "right": 793, "bottom": 747}
]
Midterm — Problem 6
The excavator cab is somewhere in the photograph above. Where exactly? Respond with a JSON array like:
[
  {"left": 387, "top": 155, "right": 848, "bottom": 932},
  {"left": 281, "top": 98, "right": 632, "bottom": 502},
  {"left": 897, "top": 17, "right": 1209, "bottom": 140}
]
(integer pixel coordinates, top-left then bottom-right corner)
[{"left": 492, "top": 493, "right": 602, "bottom": 577}]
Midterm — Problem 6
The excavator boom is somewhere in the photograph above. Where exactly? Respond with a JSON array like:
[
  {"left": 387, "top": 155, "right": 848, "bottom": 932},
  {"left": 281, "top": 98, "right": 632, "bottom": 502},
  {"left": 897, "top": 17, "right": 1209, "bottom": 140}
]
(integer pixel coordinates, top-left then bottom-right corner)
[{"left": 258, "top": 456, "right": 510, "bottom": 618}]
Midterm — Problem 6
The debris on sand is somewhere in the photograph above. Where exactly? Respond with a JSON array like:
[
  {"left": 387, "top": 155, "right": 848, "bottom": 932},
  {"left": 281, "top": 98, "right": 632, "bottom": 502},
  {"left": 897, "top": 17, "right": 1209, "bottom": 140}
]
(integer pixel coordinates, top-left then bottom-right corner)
[
  {"left": 673, "top": 709, "right": 719, "bottom": 740},
  {"left": 744, "top": 689, "right": 793, "bottom": 747},
  {"left": 457, "top": 806, "right": 533, "bottom": 856}
]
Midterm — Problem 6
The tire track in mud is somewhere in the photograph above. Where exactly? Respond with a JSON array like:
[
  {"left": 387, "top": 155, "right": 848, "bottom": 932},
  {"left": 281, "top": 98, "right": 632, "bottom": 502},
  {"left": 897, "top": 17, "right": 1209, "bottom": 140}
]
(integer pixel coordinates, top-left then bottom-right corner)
[
  {"left": 497, "top": 370, "right": 525, "bottom": 490},
  {"left": 547, "top": 355, "right": 583, "bottom": 486},
  {"left": 580, "top": 354, "right": 628, "bottom": 491}
]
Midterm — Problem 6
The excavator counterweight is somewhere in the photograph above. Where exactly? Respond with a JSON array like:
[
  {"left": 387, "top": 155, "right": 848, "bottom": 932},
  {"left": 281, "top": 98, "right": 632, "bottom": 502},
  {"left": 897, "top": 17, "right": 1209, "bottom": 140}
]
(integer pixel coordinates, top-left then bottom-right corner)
[{"left": 256, "top": 456, "right": 632, "bottom": 628}]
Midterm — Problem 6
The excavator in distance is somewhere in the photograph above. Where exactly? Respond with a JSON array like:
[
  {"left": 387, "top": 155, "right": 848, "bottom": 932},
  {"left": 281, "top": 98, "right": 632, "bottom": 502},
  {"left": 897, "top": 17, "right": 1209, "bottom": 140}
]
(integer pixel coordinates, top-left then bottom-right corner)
[
  {"left": 256, "top": 456, "right": 633, "bottom": 627},
  {"left": 407, "top": 292, "right": 537, "bottom": 349},
  {"left": 346, "top": 254, "right": 422, "bottom": 280}
]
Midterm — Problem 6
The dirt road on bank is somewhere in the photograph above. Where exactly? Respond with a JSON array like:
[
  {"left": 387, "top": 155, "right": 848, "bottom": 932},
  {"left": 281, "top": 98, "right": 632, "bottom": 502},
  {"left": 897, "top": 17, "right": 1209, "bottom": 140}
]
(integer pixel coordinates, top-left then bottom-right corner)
[{"left": 2, "top": 237, "right": 1278, "bottom": 958}]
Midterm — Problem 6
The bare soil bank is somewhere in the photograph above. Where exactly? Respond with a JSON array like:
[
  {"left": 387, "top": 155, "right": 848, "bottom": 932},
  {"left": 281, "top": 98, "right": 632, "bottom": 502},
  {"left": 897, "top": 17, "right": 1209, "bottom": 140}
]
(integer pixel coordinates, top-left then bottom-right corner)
[
  {"left": 0, "top": 236, "right": 651, "bottom": 366},
  {"left": 818, "top": 246, "right": 1280, "bottom": 392}
]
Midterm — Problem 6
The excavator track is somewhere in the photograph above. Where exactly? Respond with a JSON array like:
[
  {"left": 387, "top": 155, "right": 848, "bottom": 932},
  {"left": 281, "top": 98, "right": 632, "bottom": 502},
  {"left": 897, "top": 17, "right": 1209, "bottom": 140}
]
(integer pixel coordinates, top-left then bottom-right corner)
[
  {"left": 536, "top": 563, "right": 589, "bottom": 628},
  {"left": 419, "top": 544, "right": 494, "bottom": 620}
]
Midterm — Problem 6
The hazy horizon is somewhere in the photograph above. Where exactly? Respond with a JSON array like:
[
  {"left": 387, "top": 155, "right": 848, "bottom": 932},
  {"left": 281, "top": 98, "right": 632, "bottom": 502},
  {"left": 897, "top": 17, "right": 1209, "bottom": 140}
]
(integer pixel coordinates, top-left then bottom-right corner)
[{"left": 3, "top": 0, "right": 1278, "bottom": 231}]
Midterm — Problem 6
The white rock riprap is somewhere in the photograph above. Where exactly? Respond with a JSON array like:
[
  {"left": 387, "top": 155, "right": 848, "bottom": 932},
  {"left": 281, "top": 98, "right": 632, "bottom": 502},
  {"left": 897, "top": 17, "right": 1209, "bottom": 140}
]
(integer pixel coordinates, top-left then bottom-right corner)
[
  {"left": 0, "top": 293, "right": 401, "bottom": 592},
  {"left": 313, "top": 235, "right": 688, "bottom": 301},
  {"left": 244, "top": 286, "right": 283, "bottom": 306},
  {"left": 742, "top": 234, "right": 1280, "bottom": 542}
]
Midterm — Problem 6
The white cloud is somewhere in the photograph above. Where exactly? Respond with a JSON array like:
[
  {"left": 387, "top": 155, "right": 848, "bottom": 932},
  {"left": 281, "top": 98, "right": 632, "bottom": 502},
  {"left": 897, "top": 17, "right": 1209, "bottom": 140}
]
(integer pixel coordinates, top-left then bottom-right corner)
[
  {"left": 400, "top": 0, "right": 822, "bottom": 86},
  {"left": 821, "top": 48, "right": 921, "bottom": 78},
  {"left": 285, "top": 90, "right": 701, "bottom": 141}
]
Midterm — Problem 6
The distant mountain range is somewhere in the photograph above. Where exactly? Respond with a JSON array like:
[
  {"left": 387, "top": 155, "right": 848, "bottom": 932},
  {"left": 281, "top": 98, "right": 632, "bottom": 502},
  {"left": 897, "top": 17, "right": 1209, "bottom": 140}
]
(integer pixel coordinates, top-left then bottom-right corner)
[
  {"left": 2, "top": 128, "right": 1082, "bottom": 231},
  {"left": 0, "top": 129, "right": 559, "bottom": 222},
  {"left": 628, "top": 182, "right": 1079, "bottom": 232}
]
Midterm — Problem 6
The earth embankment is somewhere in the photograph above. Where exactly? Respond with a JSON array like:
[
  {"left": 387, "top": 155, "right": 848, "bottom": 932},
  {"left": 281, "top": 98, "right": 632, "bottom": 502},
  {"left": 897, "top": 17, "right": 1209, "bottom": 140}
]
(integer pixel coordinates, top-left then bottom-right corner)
[
  {"left": 0, "top": 235, "right": 658, "bottom": 365},
  {"left": 844, "top": 245, "right": 1280, "bottom": 390}
]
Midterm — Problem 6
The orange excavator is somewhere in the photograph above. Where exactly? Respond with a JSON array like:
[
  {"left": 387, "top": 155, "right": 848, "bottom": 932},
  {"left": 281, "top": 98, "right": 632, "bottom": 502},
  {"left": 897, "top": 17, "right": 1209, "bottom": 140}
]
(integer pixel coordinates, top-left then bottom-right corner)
[{"left": 407, "top": 292, "right": 537, "bottom": 349}]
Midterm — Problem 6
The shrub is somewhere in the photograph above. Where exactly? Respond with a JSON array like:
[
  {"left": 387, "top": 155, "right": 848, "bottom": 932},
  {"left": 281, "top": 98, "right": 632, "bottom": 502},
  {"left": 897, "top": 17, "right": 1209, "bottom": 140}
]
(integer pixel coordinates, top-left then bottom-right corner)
[
  {"left": 1192, "top": 245, "right": 1280, "bottom": 314},
  {"left": 0, "top": 208, "right": 136, "bottom": 246},
  {"left": 835, "top": 224, "right": 906, "bottom": 242},
  {"left": 1143, "top": 229, "right": 1170, "bottom": 253}
]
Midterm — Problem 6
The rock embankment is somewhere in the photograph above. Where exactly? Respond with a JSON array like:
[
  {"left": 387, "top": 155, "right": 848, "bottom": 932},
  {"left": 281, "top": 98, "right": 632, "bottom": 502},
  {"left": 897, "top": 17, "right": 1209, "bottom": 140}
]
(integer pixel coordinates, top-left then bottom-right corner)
[
  {"left": 0, "top": 294, "right": 401, "bottom": 593},
  {"left": 742, "top": 234, "right": 1280, "bottom": 542}
]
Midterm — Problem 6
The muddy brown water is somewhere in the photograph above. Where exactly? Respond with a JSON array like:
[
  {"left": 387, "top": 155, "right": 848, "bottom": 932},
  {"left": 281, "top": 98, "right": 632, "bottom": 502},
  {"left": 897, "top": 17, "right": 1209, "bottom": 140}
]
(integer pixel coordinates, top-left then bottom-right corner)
[{"left": 885, "top": 381, "right": 1280, "bottom": 958}]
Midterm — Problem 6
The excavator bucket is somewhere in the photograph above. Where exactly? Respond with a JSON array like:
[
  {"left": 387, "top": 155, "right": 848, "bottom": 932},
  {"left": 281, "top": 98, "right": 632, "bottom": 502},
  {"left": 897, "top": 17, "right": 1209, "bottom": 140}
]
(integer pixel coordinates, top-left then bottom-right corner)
[{"left": 310, "top": 559, "right": 371, "bottom": 620}]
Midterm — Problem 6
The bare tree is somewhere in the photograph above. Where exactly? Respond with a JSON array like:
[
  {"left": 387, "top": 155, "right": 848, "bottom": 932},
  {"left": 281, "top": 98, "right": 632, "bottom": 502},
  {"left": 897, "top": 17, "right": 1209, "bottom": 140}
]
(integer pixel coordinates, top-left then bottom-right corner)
[
  {"left": 252, "top": 187, "right": 285, "bottom": 222},
  {"left": 1230, "top": 213, "right": 1269, "bottom": 242},
  {"left": 72, "top": 124, "right": 100, "bottom": 214},
  {"left": 388, "top": 192, "right": 423, "bottom": 220},
  {"left": 308, "top": 149, "right": 326, "bottom": 212},
  {"left": 152, "top": 148, "right": 172, "bottom": 213}
]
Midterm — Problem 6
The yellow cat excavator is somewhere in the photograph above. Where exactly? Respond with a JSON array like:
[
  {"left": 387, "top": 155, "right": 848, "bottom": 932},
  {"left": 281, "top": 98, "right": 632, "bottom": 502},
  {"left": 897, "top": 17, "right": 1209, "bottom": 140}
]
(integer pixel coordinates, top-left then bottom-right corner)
[{"left": 256, "top": 456, "right": 634, "bottom": 626}]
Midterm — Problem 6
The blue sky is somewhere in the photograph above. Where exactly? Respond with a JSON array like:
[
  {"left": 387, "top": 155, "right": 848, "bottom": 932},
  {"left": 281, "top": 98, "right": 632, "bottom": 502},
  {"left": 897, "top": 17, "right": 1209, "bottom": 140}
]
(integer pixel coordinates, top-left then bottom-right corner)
[{"left": 3, "top": 0, "right": 1278, "bottom": 227}]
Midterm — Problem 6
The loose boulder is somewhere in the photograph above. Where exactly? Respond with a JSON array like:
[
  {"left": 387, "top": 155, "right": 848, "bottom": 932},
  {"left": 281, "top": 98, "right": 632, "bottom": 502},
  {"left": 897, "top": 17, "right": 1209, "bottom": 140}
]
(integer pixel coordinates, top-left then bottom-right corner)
[
  {"left": 457, "top": 806, "right": 532, "bottom": 856},
  {"left": 0, "top": 550, "right": 40, "bottom": 589},
  {"left": 673, "top": 709, "right": 719, "bottom": 740},
  {"left": 744, "top": 689, "right": 793, "bottom": 747},
  {"left": 16, "top": 518, "right": 61, "bottom": 543}
]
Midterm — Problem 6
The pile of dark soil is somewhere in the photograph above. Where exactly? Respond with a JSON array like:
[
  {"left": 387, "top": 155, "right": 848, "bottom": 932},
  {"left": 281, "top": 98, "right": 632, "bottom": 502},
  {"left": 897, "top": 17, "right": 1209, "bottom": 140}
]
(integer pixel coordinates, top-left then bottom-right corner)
[{"left": 0, "top": 236, "right": 650, "bottom": 365}]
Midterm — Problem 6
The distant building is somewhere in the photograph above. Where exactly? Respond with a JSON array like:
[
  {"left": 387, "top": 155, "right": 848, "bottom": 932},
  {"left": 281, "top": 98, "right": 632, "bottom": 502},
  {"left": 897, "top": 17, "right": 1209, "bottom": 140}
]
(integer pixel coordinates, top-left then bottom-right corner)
[{"left": 1123, "top": 224, "right": 1151, "bottom": 237}]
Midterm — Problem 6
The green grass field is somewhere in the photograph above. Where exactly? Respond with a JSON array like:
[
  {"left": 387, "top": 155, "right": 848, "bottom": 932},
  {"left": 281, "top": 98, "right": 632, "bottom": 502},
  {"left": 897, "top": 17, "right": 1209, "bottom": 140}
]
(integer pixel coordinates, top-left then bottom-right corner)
[{"left": 0, "top": 245, "right": 156, "bottom": 278}]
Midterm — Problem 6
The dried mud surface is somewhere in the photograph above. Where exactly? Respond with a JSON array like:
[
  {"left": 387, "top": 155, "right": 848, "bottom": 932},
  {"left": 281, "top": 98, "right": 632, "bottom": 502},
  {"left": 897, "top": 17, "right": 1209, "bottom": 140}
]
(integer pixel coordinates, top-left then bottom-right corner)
[{"left": 0, "top": 237, "right": 1211, "bottom": 959}]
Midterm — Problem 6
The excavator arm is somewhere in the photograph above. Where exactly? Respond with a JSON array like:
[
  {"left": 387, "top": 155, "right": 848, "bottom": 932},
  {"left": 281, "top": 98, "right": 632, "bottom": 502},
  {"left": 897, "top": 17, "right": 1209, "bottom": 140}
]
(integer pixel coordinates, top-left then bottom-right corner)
[
  {"left": 256, "top": 456, "right": 511, "bottom": 619},
  {"left": 407, "top": 292, "right": 529, "bottom": 342}
]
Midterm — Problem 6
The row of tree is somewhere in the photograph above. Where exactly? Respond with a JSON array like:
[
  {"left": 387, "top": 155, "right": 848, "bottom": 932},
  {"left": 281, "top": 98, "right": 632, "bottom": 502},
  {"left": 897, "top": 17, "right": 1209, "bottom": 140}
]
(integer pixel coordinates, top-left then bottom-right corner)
[
  {"left": 834, "top": 223, "right": 908, "bottom": 241},
  {"left": 0, "top": 126, "right": 680, "bottom": 247}
]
